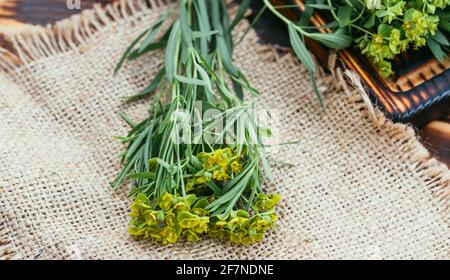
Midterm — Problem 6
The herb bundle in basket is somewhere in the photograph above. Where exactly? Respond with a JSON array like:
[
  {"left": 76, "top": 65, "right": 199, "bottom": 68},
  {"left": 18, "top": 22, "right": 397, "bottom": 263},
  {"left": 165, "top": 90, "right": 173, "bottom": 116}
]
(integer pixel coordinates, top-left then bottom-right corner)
[
  {"left": 113, "top": 0, "right": 281, "bottom": 245},
  {"left": 264, "top": 0, "right": 449, "bottom": 78}
]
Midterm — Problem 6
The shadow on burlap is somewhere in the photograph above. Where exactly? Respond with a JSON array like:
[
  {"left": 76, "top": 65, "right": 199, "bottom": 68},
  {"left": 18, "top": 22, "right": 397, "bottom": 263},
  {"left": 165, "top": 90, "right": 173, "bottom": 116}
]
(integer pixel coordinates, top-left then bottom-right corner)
[{"left": 0, "top": 0, "right": 448, "bottom": 259}]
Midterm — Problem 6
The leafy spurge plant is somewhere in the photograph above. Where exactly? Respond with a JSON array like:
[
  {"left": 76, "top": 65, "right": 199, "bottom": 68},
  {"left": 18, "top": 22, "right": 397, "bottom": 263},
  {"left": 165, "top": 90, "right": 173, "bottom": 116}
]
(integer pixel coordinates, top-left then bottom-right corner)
[
  {"left": 264, "top": 0, "right": 449, "bottom": 77},
  {"left": 113, "top": 0, "right": 282, "bottom": 245}
]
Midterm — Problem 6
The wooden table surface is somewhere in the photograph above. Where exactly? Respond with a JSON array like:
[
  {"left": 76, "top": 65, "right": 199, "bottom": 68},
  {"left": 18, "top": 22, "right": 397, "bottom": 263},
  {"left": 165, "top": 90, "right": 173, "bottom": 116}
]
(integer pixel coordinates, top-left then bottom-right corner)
[{"left": 1, "top": 0, "right": 449, "bottom": 166}]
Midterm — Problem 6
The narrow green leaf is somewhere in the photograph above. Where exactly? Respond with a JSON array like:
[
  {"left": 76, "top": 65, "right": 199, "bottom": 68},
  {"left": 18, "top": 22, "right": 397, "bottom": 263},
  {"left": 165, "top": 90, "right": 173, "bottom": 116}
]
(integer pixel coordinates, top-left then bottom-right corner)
[
  {"left": 128, "top": 41, "right": 167, "bottom": 60},
  {"left": 431, "top": 31, "right": 450, "bottom": 46},
  {"left": 114, "top": 28, "right": 149, "bottom": 75},
  {"left": 307, "top": 31, "right": 353, "bottom": 49},
  {"left": 337, "top": 5, "right": 353, "bottom": 27},
  {"left": 236, "top": 5, "right": 267, "bottom": 45},
  {"left": 229, "top": 0, "right": 251, "bottom": 31},
  {"left": 179, "top": 0, "right": 192, "bottom": 47},
  {"left": 195, "top": 0, "right": 212, "bottom": 57},
  {"left": 232, "top": 80, "right": 244, "bottom": 100},
  {"left": 219, "top": 0, "right": 233, "bottom": 52},
  {"left": 206, "top": 180, "right": 223, "bottom": 196},
  {"left": 192, "top": 30, "right": 219, "bottom": 38},
  {"left": 299, "top": 0, "right": 315, "bottom": 26},
  {"left": 438, "top": 18, "right": 450, "bottom": 33},
  {"left": 165, "top": 20, "right": 181, "bottom": 83},
  {"left": 288, "top": 23, "right": 316, "bottom": 73},
  {"left": 427, "top": 38, "right": 446, "bottom": 63},
  {"left": 309, "top": 72, "right": 324, "bottom": 109},
  {"left": 138, "top": 9, "right": 172, "bottom": 53},
  {"left": 124, "top": 68, "right": 166, "bottom": 101},
  {"left": 175, "top": 75, "right": 207, "bottom": 87},
  {"left": 128, "top": 172, "right": 156, "bottom": 180},
  {"left": 306, "top": 3, "right": 335, "bottom": 10},
  {"left": 195, "top": 62, "right": 214, "bottom": 94},
  {"left": 118, "top": 112, "right": 137, "bottom": 127},
  {"left": 218, "top": 36, "right": 239, "bottom": 76}
]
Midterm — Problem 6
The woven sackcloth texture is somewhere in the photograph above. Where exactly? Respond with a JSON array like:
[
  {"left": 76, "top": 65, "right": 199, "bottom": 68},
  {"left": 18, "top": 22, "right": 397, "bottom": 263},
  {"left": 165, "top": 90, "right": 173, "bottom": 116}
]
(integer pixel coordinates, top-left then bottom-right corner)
[{"left": 0, "top": 0, "right": 449, "bottom": 260}]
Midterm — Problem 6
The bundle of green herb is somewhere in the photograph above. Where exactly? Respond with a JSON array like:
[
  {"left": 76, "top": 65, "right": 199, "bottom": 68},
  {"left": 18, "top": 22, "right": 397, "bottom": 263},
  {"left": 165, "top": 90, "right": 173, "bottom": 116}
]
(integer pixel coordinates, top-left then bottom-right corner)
[
  {"left": 113, "top": 0, "right": 280, "bottom": 245},
  {"left": 263, "top": 0, "right": 450, "bottom": 77}
]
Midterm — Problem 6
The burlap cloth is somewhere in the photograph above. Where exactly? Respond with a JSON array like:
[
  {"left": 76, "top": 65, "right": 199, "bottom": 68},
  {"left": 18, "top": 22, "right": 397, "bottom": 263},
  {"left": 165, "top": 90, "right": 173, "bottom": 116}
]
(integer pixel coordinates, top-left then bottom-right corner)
[{"left": 0, "top": 0, "right": 448, "bottom": 260}]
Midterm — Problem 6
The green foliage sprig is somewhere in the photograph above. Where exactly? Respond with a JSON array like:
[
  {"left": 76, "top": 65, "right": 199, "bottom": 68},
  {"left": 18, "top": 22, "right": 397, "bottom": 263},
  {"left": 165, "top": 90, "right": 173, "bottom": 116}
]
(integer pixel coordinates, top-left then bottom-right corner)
[
  {"left": 264, "top": 0, "right": 450, "bottom": 78},
  {"left": 113, "top": 0, "right": 280, "bottom": 245}
]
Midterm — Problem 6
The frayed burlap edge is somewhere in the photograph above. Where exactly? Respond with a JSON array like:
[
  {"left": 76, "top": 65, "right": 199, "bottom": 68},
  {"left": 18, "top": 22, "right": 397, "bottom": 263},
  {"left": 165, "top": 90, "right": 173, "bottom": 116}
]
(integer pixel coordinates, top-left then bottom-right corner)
[
  {"left": 0, "top": 0, "right": 448, "bottom": 260},
  {"left": 0, "top": 0, "right": 173, "bottom": 74},
  {"left": 340, "top": 69, "right": 449, "bottom": 208}
]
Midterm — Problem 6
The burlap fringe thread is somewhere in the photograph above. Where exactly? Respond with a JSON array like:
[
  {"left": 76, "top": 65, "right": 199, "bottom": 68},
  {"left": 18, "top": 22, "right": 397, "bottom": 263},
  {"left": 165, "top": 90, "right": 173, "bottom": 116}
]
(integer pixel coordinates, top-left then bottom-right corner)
[
  {"left": 0, "top": 0, "right": 448, "bottom": 260},
  {"left": 0, "top": 0, "right": 173, "bottom": 72}
]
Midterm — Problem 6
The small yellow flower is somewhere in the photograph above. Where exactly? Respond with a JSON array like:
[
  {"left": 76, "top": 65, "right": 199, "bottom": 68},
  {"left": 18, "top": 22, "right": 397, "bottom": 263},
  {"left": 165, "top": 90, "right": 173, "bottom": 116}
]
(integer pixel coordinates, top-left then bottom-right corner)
[
  {"left": 143, "top": 210, "right": 158, "bottom": 226},
  {"left": 185, "top": 179, "right": 195, "bottom": 192},
  {"left": 173, "top": 201, "right": 190, "bottom": 212},
  {"left": 160, "top": 227, "right": 179, "bottom": 244},
  {"left": 184, "top": 230, "right": 200, "bottom": 242},
  {"left": 215, "top": 220, "right": 228, "bottom": 227},
  {"left": 165, "top": 212, "right": 176, "bottom": 226},
  {"left": 194, "top": 219, "right": 209, "bottom": 234},
  {"left": 128, "top": 226, "right": 146, "bottom": 236},
  {"left": 230, "top": 230, "right": 246, "bottom": 244},
  {"left": 230, "top": 161, "right": 243, "bottom": 173},
  {"left": 212, "top": 170, "right": 230, "bottom": 181},
  {"left": 178, "top": 211, "right": 201, "bottom": 228},
  {"left": 254, "top": 193, "right": 281, "bottom": 211},
  {"left": 202, "top": 157, "right": 215, "bottom": 169},
  {"left": 194, "top": 175, "right": 209, "bottom": 185},
  {"left": 212, "top": 149, "right": 224, "bottom": 161},
  {"left": 227, "top": 217, "right": 248, "bottom": 230},
  {"left": 373, "top": 34, "right": 383, "bottom": 44},
  {"left": 159, "top": 193, "right": 174, "bottom": 211}
]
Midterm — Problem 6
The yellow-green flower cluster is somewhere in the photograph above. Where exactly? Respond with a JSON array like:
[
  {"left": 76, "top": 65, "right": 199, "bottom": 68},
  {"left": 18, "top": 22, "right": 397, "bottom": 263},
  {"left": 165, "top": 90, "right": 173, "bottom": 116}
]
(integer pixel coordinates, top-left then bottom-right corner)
[
  {"left": 129, "top": 193, "right": 210, "bottom": 244},
  {"left": 200, "top": 148, "right": 244, "bottom": 180},
  {"left": 357, "top": 1, "right": 447, "bottom": 77},
  {"left": 186, "top": 148, "right": 244, "bottom": 194},
  {"left": 402, "top": 9, "right": 439, "bottom": 48},
  {"left": 128, "top": 192, "right": 281, "bottom": 245},
  {"left": 209, "top": 194, "right": 281, "bottom": 245},
  {"left": 253, "top": 193, "right": 282, "bottom": 211},
  {"left": 423, "top": 0, "right": 449, "bottom": 13}
]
